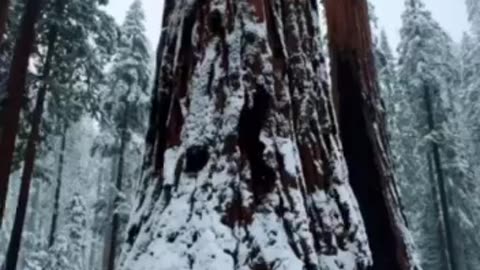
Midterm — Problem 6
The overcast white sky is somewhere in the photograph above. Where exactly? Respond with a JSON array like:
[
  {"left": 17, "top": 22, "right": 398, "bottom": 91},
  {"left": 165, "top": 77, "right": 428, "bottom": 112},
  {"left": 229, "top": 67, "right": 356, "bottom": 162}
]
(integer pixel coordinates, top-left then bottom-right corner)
[
  {"left": 371, "top": 0, "right": 469, "bottom": 48},
  {"left": 106, "top": 0, "right": 469, "bottom": 51}
]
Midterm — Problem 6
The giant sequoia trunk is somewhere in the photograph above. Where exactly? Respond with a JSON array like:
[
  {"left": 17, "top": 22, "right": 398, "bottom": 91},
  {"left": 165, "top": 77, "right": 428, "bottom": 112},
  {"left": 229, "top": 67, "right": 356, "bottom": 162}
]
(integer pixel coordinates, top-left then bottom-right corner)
[
  {"left": 0, "top": 0, "right": 43, "bottom": 225},
  {"left": 324, "top": 0, "right": 417, "bottom": 269},
  {"left": 121, "top": 1, "right": 415, "bottom": 270}
]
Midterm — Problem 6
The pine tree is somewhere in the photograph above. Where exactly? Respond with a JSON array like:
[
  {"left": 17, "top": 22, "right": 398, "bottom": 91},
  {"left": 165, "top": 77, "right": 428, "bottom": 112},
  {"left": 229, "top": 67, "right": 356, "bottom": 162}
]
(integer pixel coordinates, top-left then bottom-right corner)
[
  {"left": 35, "top": 0, "right": 117, "bottom": 248},
  {"left": 396, "top": 1, "right": 468, "bottom": 269},
  {"left": 103, "top": 1, "right": 150, "bottom": 269},
  {"left": 121, "top": 1, "right": 416, "bottom": 269},
  {"left": 3, "top": 0, "right": 117, "bottom": 268},
  {"left": 64, "top": 193, "right": 88, "bottom": 270}
]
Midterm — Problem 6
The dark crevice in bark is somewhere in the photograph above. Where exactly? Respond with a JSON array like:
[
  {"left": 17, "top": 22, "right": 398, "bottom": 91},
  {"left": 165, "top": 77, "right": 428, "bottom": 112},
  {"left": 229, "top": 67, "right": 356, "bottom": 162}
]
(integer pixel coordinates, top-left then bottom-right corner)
[
  {"left": 186, "top": 187, "right": 197, "bottom": 222},
  {"left": 238, "top": 86, "right": 275, "bottom": 204},
  {"left": 185, "top": 145, "right": 210, "bottom": 173},
  {"left": 127, "top": 223, "right": 140, "bottom": 246},
  {"left": 325, "top": 0, "right": 416, "bottom": 268},
  {"left": 173, "top": 154, "right": 184, "bottom": 189},
  {"left": 275, "top": 192, "right": 302, "bottom": 259},
  {"left": 221, "top": 184, "right": 253, "bottom": 228},
  {"left": 336, "top": 52, "right": 400, "bottom": 270},
  {"left": 264, "top": 0, "right": 285, "bottom": 60},
  {"left": 152, "top": 45, "right": 176, "bottom": 176},
  {"left": 208, "top": 9, "right": 224, "bottom": 36}
]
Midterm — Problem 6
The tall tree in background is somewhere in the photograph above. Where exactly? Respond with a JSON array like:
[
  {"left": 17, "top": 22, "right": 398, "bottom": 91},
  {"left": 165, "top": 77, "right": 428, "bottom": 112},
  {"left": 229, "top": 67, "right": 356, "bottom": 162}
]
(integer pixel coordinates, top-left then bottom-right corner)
[
  {"left": 3, "top": 0, "right": 69, "bottom": 264},
  {"left": 3, "top": 0, "right": 116, "bottom": 268},
  {"left": 102, "top": 1, "right": 150, "bottom": 269},
  {"left": 43, "top": 0, "right": 117, "bottom": 247},
  {"left": 463, "top": 0, "right": 480, "bottom": 166},
  {"left": 64, "top": 193, "right": 88, "bottom": 270},
  {"left": 0, "top": 0, "right": 43, "bottom": 226},
  {"left": 394, "top": 0, "right": 469, "bottom": 269},
  {"left": 324, "top": 0, "right": 417, "bottom": 269}
]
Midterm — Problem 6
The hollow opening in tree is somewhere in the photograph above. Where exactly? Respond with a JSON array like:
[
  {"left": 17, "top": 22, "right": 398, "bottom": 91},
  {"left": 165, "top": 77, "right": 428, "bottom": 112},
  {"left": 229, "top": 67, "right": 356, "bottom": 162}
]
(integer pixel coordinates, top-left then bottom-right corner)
[{"left": 185, "top": 145, "right": 210, "bottom": 173}]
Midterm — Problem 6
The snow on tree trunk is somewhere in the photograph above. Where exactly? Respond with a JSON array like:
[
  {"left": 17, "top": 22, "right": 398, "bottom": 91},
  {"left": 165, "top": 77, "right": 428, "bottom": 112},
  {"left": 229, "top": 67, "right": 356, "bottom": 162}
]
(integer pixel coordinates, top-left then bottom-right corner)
[
  {"left": 324, "top": 0, "right": 418, "bottom": 269},
  {"left": 121, "top": 1, "right": 372, "bottom": 270},
  {"left": 0, "top": 0, "right": 43, "bottom": 226}
]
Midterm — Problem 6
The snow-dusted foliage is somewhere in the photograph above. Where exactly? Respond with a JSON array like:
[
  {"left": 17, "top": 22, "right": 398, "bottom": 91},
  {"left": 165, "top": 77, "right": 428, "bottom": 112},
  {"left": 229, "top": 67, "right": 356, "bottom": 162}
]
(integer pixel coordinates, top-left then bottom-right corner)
[
  {"left": 121, "top": 1, "right": 373, "bottom": 269},
  {"left": 384, "top": 0, "right": 480, "bottom": 270}
]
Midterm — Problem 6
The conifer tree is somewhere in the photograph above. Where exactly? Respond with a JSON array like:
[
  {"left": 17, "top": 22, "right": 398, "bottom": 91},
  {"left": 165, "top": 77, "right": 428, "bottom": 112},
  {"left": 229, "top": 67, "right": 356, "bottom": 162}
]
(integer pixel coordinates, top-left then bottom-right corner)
[
  {"left": 103, "top": 1, "right": 150, "bottom": 269},
  {"left": 3, "top": 0, "right": 117, "bottom": 268},
  {"left": 64, "top": 193, "right": 88, "bottom": 270},
  {"left": 0, "top": 0, "right": 43, "bottom": 226},
  {"left": 395, "top": 1, "right": 469, "bottom": 269}
]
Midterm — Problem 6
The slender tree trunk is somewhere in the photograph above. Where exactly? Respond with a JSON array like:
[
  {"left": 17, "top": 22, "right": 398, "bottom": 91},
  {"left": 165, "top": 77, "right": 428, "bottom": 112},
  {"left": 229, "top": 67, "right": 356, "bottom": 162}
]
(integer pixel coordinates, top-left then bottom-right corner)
[
  {"left": 122, "top": 1, "right": 375, "bottom": 269},
  {"left": 423, "top": 84, "right": 456, "bottom": 270},
  {"left": 48, "top": 122, "right": 68, "bottom": 247},
  {"left": 107, "top": 93, "right": 131, "bottom": 270},
  {"left": 0, "top": 0, "right": 9, "bottom": 45},
  {"left": 90, "top": 167, "right": 104, "bottom": 270},
  {"left": 2, "top": 3, "right": 61, "bottom": 266},
  {"left": 324, "top": 0, "right": 418, "bottom": 269},
  {"left": 0, "top": 0, "right": 43, "bottom": 226},
  {"left": 3, "top": 53, "right": 50, "bottom": 270},
  {"left": 426, "top": 151, "right": 449, "bottom": 270},
  {"left": 17, "top": 178, "right": 42, "bottom": 270},
  {"left": 102, "top": 156, "right": 117, "bottom": 270}
]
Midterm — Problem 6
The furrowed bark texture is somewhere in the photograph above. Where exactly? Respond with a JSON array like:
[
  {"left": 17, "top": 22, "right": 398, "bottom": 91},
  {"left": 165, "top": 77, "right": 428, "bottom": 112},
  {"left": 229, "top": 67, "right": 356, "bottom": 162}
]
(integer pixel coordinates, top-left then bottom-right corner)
[
  {"left": 122, "top": 1, "right": 373, "bottom": 269},
  {"left": 324, "top": 0, "right": 418, "bottom": 269}
]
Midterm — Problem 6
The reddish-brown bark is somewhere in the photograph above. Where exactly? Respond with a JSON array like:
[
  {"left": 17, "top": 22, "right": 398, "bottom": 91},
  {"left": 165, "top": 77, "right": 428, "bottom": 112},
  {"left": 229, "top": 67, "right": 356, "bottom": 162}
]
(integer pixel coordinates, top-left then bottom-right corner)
[
  {"left": 0, "top": 0, "right": 43, "bottom": 226},
  {"left": 123, "top": 1, "right": 372, "bottom": 269},
  {"left": 325, "top": 0, "right": 418, "bottom": 269}
]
